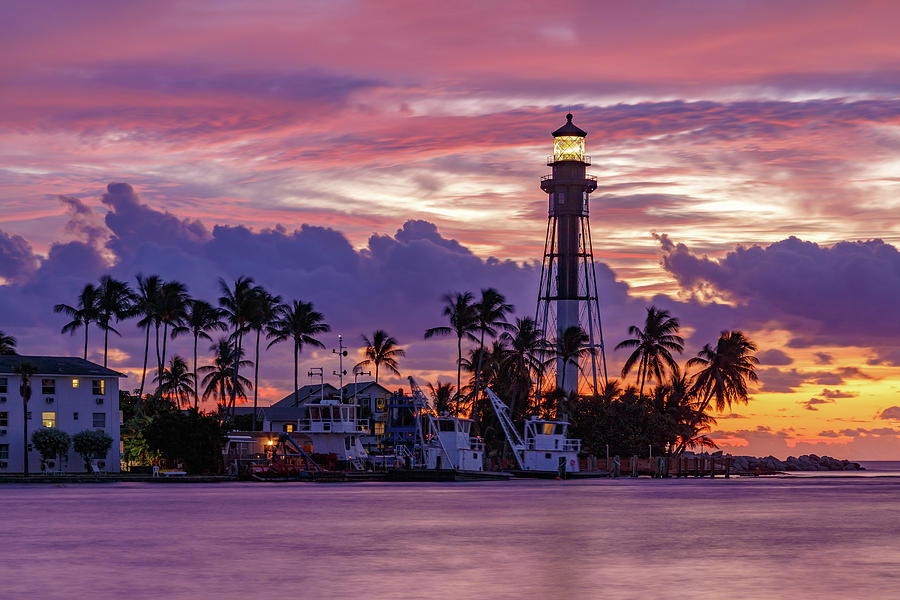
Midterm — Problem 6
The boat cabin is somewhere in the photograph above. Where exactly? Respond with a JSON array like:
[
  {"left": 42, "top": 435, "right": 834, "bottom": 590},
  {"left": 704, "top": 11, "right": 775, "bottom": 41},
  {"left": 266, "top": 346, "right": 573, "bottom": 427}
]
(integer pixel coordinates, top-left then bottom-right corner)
[
  {"left": 424, "top": 416, "right": 484, "bottom": 471},
  {"left": 522, "top": 417, "right": 580, "bottom": 472}
]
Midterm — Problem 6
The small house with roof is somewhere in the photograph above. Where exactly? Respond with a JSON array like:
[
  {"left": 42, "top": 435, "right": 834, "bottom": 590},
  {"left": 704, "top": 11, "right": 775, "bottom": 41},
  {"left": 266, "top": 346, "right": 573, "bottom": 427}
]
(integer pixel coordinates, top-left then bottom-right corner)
[{"left": 0, "top": 355, "right": 124, "bottom": 473}]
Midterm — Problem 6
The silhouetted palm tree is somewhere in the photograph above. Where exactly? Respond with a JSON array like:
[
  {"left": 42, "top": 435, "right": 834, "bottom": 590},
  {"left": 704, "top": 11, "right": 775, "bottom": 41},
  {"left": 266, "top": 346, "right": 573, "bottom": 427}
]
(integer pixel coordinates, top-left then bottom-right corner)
[
  {"left": 172, "top": 300, "right": 226, "bottom": 409},
  {"left": 247, "top": 287, "right": 281, "bottom": 430},
  {"left": 133, "top": 275, "right": 163, "bottom": 398},
  {"left": 689, "top": 330, "right": 759, "bottom": 414},
  {"left": 616, "top": 306, "right": 684, "bottom": 396},
  {"left": 545, "top": 325, "right": 594, "bottom": 401},
  {"left": 358, "top": 330, "right": 405, "bottom": 383},
  {"left": 199, "top": 338, "right": 253, "bottom": 414},
  {"left": 54, "top": 283, "right": 100, "bottom": 360},
  {"left": 471, "top": 288, "right": 514, "bottom": 408},
  {"left": 266, "top": 300, "right": 329, "bottom": 409},
  {"left": 499, "top": 316, "right": 547, "bottom": 416},
  {"left": 424, "top": 292, "right": 478, "bottom": 415},
  {"left": 14, "top": 361, "right": 37, "bottom": 476},
  {"left": 154, "top": 355, "right": 194, "bottom": 409},
  {"left": 0, "top": 330, "right": 17, "bottom": 355},
  {"left": 96, "top": 275, "right": 135, "bottom": 368},
  {"left": 156, "top": 280, "right": 188, "bottom": 383},
  {"left": 218, "top": 276, "right": 255, "bottom": 420},
  {"left": 427, "top": 381, "right": 455, "bottom": 415}
]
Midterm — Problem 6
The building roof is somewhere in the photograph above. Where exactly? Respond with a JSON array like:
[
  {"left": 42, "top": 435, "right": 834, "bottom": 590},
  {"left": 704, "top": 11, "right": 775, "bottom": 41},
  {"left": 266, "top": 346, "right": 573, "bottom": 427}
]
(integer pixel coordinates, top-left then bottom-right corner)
[
  {"left": 0, "top": 355, "right": 125, "bottom": 378},
  {"left": 270, "top": 383, "right": 340, "bottom": 408},
  {"left": 341, "top": 381, "right": 392, "bottom": 397},
  {"left": 261, "top": 405, "right": 306, "bottom": 421},
  {"left": 552, "top": 113, "right": 587, "bottom": 137}
]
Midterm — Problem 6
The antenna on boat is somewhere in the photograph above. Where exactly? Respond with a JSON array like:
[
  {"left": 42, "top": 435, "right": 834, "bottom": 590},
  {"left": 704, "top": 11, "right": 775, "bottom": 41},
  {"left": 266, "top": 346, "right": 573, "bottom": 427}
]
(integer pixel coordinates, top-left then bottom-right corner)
[{"left": 333, "top": 334, "right": 349, "bottom": 402}]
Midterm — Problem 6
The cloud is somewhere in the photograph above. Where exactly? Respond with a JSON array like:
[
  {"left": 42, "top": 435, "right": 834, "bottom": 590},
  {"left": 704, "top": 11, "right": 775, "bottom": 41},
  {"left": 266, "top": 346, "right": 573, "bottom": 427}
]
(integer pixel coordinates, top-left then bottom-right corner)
[
  {"left": 0, "top": 230, "right": 39, "bottom": 283},
  {"left": 757, "top": 368, "right": 846, "bottom": 393},
  {"left": 801, "top": 397, "right": 833, "bottom": 411},
  {"left": 757, "top": 348, "right": 793, "bottom": 366},
  {"left": 813, "top": 352, "right": 833, "bottom": 365},
  {"left": 878, "top": 406, "right": 900, "bottom": 420}
]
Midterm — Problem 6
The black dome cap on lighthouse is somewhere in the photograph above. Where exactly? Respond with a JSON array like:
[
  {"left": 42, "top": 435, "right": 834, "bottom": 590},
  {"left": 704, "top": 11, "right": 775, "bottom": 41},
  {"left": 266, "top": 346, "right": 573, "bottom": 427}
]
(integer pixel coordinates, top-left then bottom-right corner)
[{"left": 552, "top": 113, "right": 587, "bottom": 137}]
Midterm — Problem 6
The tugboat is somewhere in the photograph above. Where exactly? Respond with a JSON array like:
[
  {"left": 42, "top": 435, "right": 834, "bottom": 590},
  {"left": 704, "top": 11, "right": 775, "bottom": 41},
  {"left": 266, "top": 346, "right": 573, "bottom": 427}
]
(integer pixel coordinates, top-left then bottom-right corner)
[
  {"left": 423, "top": 414, "right": 484, "bottom": 472},
  {"left": 486, "top": 388, "right": 581, "bottom": 476},
  {"left": 299, "top": 398, "right": 369, "bottom": 470}
]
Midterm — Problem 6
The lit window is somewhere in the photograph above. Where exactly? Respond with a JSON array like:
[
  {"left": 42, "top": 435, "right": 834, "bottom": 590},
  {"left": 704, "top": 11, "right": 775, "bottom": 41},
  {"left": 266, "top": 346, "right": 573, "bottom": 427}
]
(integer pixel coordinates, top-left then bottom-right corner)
[
  {"left": 376, "top": 397, "right": 385, "bottom": 411},
  {"left": 92, "top": 412, "right": 106, "bottom": 428},
  {"left": 72, "top": 378, "right": 80, "bottom": 389},
  {"left": 0, "top": 444, "right": 8, "bottom": 459},
  {"left": 92, "top": 380, "right": 105, "bottom": 395},
  {"left": 42, "top": 379, "right": 55, "bottom": 395},
  {"left": 283, "top": 423, "right": 294, "bottom": 433},
  {"left": 553, "top": 135, "right": 585, "bottom": 162},
  {"left": 42, "top": 412, "right": 56, "bottom": 428},
  {"left": 0, "top": 412, "right": 7, "bottom": 427},
  {"left": 374, "top": 422, "right": 385, "bottom": 436}
]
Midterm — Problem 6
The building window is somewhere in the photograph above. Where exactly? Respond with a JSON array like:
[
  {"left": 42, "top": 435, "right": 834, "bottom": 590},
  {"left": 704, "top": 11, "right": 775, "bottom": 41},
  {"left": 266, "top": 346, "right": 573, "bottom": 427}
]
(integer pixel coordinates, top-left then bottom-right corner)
[
  {"left": 376, "top": 397, "right": 385, "bottom": 411},
  {"left": 92, "top": 380, "right": 105, "bottom": 395},
  {"left": 42, "top": 411, "right": 56, "bottom": 428},
  {"left": 72, "top": 378, "right": 80, "bottom": 389},
  {"left": 93, "top": 412, "right": 106, "bottom": 428},
  {"left": 0, "top": 377, "right": 6, "bottom": 394},
  {"left": 283, "top": 423, "right": 294, "bottom": 433},
  {"left": 42, "top": 379, "right": 55, "bottom": 395},
  {"left": 0, "top": 412, "right": 7, "bottom": 427},
  {"left": 74, "top": 412, "right": 79, "bottom": 421},
  {"left": 374, "top": 421, "right": 385, "bottom": 436},
  {"left": 0, "top": 444, "right": 8, "bottom": 459}
]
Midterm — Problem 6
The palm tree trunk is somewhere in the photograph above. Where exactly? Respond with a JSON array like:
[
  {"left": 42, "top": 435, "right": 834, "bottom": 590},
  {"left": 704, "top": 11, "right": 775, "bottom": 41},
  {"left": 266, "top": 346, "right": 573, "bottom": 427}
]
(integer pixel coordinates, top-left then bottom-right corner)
[
  {"left": 103, "top": 320, "right": 109, "bottom": 367},
  {"left": 154, "top": 323, "right": 162, "bottom": 378},
  {"left": 456, "top": 334, "right": 463, "bottom": 416},
  {"left": 293, "top": 342, "right": 299, "bottom": 408},
  {"left": 473, "top": 328, "right": 486, "bottom": 422},
  {"left": 253, "top": 328, "right": 261, "bottom": 431},
  {"left": 230, "top": 330, "right": 243, "bottom": 421},
  {"left": 83, "top": 322, "right": 89, "bottom": 360},
  {"left": 375, "top": 363, "right": 379, "bottom": 383},
  {"left": 139, "top": 325, "right": 150, "bottom": 398},
  {"left": 161, "top": 322, "right": 169, "bottom": 376},
  {"left": 638, "top": 354, "right": 647, "bottom": 397},
  {"left": 22, "top": 396, "right": 28, "bottom": 476},
  {"left": 193, "top": 333, "right": 199, "bottom": 410}
]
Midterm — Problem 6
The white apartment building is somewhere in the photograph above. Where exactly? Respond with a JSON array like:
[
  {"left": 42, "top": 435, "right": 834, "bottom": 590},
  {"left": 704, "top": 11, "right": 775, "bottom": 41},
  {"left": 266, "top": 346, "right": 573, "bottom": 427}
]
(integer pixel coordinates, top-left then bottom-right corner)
[{"left": 0, "top": 356, "right": 124, "bottom": 474}]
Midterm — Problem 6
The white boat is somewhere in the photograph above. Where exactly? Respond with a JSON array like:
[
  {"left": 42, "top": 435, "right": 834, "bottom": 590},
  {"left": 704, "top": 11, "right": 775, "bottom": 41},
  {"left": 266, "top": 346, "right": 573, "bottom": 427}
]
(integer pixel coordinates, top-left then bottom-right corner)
[
  {"left": 299, "top": 399, "right": 369, "bottom": 469},
  {"left": 423, "top": 415, "right": 484, "bottom": 471},
  {"left": 486, "top": 388, "right": 581, "bottom": 474}
]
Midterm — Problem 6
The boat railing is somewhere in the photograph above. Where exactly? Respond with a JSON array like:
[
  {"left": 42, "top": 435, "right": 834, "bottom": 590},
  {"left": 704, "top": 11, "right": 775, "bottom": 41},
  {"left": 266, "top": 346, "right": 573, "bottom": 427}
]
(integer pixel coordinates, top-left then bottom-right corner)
[
  {"left": 298, "top": 419, "right": 369, "bottom": 433},
  {"left": 564, "top": 439, "right": 581, "bottom": 452},
  {"left": 470, "top": 438, "right": 485, "bottom": 451}
]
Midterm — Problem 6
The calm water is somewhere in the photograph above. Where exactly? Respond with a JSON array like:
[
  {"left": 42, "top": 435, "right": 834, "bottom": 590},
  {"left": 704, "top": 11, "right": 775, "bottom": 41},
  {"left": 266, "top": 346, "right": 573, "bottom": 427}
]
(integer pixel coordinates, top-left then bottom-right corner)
[{"left": 2, "top": 477, "right": 900, "bottom": 599}]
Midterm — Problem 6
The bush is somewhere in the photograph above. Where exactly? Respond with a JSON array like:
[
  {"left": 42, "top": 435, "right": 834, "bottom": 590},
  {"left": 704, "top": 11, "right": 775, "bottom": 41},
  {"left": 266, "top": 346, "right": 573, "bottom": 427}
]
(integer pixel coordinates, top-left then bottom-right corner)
[
  {"left": 143, "top": 408, "right": 225, "bottom": 474},
  {"left": 72, "top": 430, "right": 114, "bottom": 472},
  {"left": 31, "top": 428, "right": 71, "bottom": 470}
]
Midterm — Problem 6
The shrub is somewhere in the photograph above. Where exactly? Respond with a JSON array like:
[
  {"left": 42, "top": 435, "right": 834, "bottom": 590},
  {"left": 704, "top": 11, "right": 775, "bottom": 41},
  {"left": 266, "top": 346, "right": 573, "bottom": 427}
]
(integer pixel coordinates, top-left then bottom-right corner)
[
  {"left": 72, "top": 430, "right": 114, "bottom": 472},
  {"left": 31, "top": 428, "right": 71, "bottom": 470}
]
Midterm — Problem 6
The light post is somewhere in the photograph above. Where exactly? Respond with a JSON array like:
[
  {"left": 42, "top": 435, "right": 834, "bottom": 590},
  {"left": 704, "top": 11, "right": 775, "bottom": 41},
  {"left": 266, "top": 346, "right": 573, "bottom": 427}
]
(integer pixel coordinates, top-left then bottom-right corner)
[{"left": 333, "top": 334, "right": 348, "bottom": 402}]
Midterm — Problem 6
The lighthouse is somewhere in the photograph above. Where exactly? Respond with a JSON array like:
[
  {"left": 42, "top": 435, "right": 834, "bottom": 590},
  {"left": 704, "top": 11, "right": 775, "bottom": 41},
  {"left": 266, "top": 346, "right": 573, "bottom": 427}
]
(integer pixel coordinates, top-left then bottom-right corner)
[{"left": 535, "top": 114, "right": 608, "bottom": 395}]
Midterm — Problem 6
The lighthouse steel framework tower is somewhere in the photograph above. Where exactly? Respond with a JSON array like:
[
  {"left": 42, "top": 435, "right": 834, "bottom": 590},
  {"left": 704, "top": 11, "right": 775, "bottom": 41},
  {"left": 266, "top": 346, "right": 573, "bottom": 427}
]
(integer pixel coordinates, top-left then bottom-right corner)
[{"left": 535, "top": 114, "right": 609, "bottom": 395}]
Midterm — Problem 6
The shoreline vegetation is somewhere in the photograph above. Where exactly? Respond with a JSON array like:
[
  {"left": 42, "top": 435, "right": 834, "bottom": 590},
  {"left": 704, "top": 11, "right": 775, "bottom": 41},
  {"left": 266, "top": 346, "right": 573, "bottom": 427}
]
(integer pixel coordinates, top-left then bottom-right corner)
[{"left": 0, "top": 274, "right": 865, "bottom": 477}]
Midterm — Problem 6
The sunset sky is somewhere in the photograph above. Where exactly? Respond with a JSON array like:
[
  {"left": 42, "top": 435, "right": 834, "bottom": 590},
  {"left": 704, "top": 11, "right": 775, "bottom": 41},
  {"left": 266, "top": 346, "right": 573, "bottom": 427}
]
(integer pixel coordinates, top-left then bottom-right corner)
[{"left": 2, "top": 0, "right": 900, "bottom": 459}]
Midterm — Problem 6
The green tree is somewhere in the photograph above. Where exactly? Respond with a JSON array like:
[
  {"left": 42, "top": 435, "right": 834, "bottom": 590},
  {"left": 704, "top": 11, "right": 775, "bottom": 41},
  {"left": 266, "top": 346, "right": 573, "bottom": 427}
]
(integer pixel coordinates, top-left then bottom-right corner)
[
  {"left": 267, "top": 300, "right": 329, "bottom": 408},
  {"left": 143, "top": 408, "right": 225, "bottom": 474},
  {"left": 96, "top": 275, "right": 136, "bottom": 368},
  {"left": 155, "top": 355, "right": 195, "bottom": 409},
  {"left": 0, "top": 330, "right": 16, "bottom": 355},
  {"left": 545, "top": 325, "right": 594, "bottom": 403},
  {"left": 54, "top": 283, "right": 100, "bottom": 360},
  {"left": 172, "top": 300, "right": 226, "bottom": 409},
  {"left": 616, "top": 306, "right": 684, "bottom": 397},
  {"left": 72, "top": 430, "right": 114, "bottom": 472},
  {"left": 14, "top": 361, "right": 37, "bottom": 475},
  {"left": 499, "top": 316, "right": 547, "bottom": 419},
  {"left": 134, "top": 274, "right": 163, "bottom": 398},
  {"left": 156, "top": 280, "right": 189, "bottom": 384},
  {"left": 424, "top": 291, "right": 478, "bottom": 415},
  {"left": 358, "top": 330, "right": 405, "bottom": 383},
  {"left": 427, "top": 381, "right": 455, "bottom": 415},
  {"left": 31, "top": 428, "right": 71, "bottom": 471}
]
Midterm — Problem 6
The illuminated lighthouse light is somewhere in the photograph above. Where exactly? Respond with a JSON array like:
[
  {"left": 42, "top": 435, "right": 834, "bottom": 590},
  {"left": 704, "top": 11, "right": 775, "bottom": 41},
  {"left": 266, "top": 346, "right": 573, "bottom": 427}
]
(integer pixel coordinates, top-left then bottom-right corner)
[{"left": 553, "top": 135, "right": 585, "bottom": 162}]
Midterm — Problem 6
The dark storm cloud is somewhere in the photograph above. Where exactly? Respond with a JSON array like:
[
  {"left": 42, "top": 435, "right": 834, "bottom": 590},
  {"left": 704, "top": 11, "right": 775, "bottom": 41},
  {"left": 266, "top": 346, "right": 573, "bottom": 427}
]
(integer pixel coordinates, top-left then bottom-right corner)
[{"left": 0, "top": 229, "right": 39, "bottom": 283}]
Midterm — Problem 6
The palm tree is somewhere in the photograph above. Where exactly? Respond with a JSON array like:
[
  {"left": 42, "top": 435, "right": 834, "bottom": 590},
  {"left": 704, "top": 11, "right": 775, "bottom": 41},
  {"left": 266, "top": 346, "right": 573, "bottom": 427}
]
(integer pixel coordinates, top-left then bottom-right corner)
[
  {"left": 358, "top": 330, "right": 405, "bottom": 383},
  {"left": 545, "top": 325, "right": 594, "bottom": 401},
  {"left": 499, "top": 316, "right": 547, "bottom": 417},
  {"left": 424, "top": 291, "right": 478, "bottom": 415},
  {"left": 247, "top": 287, "right": 281, "bottom": 430},
  {"left": 427, "top": 381, "right": 455, "bottom": 415},
  {"left": 199, "top": 338, "right": 253, "bottom": 413},
  {"left": 471, "top": 288, "right": 514, "bottom": 408},
  {"left": 615, "top": 306, "right": 684, "bottom": 397},
  {"left": 96, "top": 275, "right": 135, "bottom": 368},
  {"left": 54, "top": 283, "right": 99, "bottom": 360},
  {"left": 218, "top": 276, "right": 256, "bottom": 419},
  {"left": 172, "top": 300, "right": 226, "bottom": 410},
  {"left": 156, "top": 280, "right": 188, "bottom": 383},
  {"left": 0, "top": 330, "right": 17, "bottom": 355},
  {"left": 688, "top": 330, "right": 759, "bottom": 416},
  {"left": 14, "top": 361, "right": 37, "bottom": 476},
  {"left": 134, "top": 274, "right": 163, "bottom": 398},
  {"left": 266, "top": 300, "right": 330, "bottom": 409},
  {"left": 154, "top": 356, "right": 195, "bottom": 409}
]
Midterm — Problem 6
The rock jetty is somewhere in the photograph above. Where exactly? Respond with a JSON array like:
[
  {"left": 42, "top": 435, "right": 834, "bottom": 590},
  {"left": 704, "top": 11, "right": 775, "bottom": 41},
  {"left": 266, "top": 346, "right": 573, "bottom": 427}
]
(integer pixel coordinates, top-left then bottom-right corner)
[{"left": 728, "top": 453, "right": 864, "bottom": 473}]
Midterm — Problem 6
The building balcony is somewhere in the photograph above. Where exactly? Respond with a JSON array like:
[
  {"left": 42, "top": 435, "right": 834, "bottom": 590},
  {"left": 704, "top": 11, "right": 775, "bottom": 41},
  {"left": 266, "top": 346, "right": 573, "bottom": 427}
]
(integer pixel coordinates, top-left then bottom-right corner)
[{"left": 547, "top": 155, "right": 591, "bottom": 166}]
